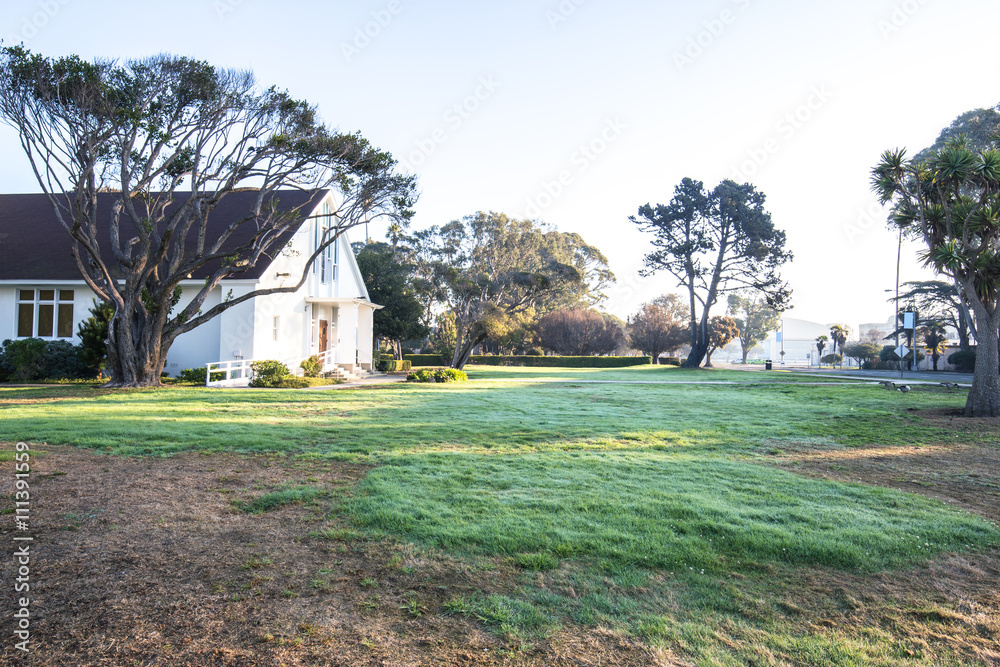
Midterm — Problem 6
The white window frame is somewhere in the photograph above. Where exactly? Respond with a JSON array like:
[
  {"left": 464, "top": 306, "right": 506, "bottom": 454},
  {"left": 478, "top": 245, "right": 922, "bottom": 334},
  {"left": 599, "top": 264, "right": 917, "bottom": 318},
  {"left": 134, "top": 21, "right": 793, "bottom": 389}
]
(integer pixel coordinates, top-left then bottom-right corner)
[{"left": 16, "top": 288, "right": 75, "bottom": 339}]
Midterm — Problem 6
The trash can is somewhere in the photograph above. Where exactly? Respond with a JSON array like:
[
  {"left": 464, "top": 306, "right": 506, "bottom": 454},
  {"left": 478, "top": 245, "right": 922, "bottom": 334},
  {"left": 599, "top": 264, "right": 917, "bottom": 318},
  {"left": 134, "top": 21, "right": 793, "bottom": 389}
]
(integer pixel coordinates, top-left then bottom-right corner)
[{"left": 765, "top": 360, "right": 772, "bottom": 370}]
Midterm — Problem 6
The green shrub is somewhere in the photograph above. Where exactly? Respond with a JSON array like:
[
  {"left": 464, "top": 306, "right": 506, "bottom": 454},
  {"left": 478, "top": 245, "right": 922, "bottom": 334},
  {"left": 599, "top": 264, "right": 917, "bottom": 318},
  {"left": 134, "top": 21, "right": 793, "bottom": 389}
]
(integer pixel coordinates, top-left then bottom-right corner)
[
  {"left": 177, "top": 367, "right": 225, "bottom": 384},
  {"left": 820, "top": 353, "right": 842, "bottom": 365},
  {"left": 660, "top": 357, "right": 681, "bottom": 366},
  {"left": 948, "top": 349, "right": 976, "bottom": 372},
  {"left": 0, "top": 338, "right": 93, "bottom": 382},
  {"left": 404, "top": 354, "right": 652, "bottom": 368},
  {"left": 38, "top": 340, "right": 92, "bottom": 379},
  {"left": 76, "top": 300, "right": 113, "bottom": 373},
  {"left": 249, "top": 360, "right": 292, "bottom": 388},
  {"left": 300, "top": 355, "right": 322, "bottom": 378},
  {"left": 406, "top": 367, "right": 468, "bottom": 383}
]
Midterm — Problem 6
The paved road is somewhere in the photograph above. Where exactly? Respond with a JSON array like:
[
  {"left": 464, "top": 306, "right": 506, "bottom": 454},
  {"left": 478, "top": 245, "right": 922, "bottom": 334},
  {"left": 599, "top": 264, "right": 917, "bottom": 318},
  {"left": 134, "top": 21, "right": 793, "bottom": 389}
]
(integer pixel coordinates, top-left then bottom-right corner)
[{"left": 727, "top": 364, "right": 973, "bottom": 385}]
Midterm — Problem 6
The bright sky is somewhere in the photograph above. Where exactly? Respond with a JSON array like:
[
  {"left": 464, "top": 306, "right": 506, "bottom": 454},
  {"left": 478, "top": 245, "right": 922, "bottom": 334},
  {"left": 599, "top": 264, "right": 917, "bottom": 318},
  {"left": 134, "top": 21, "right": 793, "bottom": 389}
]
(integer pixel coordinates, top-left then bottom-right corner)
[{"left": 1, "top": 0, "right": 997, "bottom": 330}]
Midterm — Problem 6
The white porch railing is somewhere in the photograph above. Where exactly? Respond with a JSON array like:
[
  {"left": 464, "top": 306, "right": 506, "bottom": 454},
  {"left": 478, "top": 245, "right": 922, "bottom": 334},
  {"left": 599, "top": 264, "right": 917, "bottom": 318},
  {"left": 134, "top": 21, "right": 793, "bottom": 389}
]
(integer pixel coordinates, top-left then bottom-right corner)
[
  {"left": 316, "top": 348, "right": 337, "bottom": 374},
  {"left": 205, "top": 355, "right": 306, "bottom": 388}
]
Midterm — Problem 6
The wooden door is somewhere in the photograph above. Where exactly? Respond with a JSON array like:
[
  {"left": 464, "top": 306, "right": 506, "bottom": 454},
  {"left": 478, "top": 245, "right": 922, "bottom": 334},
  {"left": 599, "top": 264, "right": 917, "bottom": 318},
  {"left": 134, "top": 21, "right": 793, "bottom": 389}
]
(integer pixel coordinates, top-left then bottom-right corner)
[{"left": 319, "top": 320, "right": 329, "bottom": 352}]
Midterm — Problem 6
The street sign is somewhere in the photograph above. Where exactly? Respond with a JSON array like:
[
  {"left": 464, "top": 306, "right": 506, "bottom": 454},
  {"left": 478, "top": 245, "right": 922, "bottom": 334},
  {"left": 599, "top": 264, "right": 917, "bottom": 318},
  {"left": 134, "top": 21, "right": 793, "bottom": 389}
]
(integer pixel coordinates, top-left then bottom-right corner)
[{"left": 895, "top": 344, "right": 909, "bottom": 359}]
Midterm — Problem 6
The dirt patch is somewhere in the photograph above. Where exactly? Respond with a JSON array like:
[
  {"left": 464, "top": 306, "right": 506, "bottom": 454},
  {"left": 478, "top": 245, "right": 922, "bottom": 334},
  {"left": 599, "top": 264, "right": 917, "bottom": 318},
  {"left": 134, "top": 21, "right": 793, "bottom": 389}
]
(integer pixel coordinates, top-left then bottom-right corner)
[
  {"left": 0, "top": 444, "right": 658, "bottom": 666},
  {"left": 763, "top": 428, "right": 1000, "bottom": 664}
]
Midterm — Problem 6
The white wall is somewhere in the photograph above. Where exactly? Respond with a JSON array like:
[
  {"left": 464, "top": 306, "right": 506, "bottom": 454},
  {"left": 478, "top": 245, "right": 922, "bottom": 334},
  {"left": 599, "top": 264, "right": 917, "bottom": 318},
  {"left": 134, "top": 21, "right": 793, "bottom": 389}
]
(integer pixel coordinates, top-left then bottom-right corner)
[{"left": 163, "top": 286, "right": 222, "bottom": 374}]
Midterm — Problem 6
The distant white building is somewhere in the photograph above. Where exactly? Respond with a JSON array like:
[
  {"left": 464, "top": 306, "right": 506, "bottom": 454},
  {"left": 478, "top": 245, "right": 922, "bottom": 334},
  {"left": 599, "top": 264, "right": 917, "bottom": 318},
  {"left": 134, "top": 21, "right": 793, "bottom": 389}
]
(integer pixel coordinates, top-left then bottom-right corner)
[{"left": 0, "top": 191, "right": 378, "bottom": 382}]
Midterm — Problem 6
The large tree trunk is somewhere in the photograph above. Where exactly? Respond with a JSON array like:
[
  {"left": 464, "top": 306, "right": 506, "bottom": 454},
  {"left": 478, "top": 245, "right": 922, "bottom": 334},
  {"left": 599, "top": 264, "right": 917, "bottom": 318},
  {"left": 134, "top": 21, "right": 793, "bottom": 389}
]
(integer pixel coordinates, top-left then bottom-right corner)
[
  {"left": 451, "top": 325, "right": 486, "bottom": 370},
  {"left": 965, "top": 303, "right": 1000, "bottom": 417},
  {"left": 703, "top": 349, "right": 714, "bottom": 368},
  {"left": 104, "top": 305, "right": 168, "bottom": 388},
  {"left": 683, "top": 313, "right": 709, "bottom": 368}
]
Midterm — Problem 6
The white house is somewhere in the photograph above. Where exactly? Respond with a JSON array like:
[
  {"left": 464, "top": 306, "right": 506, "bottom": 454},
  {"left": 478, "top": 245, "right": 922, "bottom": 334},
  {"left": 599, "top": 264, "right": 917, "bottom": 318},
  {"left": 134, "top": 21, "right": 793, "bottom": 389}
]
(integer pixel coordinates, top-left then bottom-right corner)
[{"left": 0, "top": 190, "right": 379, "bottom": 384}]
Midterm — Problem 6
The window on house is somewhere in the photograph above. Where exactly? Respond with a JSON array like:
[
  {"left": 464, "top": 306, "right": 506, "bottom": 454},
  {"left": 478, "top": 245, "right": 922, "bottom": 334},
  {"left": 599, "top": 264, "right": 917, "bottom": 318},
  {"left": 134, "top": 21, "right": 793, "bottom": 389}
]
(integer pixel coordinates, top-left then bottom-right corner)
[
  {"left": 318, "top": 202, "right": 336, "bottom": 284},
  {"left": 272, "top": 316, "right": 280, "bottom": 341},
  {"left": 17, "top": 289, "right": 74, "bottom": 338}
]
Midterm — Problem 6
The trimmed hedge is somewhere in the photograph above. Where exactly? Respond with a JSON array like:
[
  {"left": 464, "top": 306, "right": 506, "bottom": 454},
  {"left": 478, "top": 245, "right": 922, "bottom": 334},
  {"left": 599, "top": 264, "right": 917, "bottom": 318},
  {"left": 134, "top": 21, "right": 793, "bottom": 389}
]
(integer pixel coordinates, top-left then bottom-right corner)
[
  {"left": 407, "top": 367, "right": 468, "bottom": 383},
  {"left": 376, "top": 354, "right": 412, "bottom": 372},
  {"left": 404, "top": 354, "right": 451, "bottom": 366},
  {"left": 404, "top": 354, "right": 652, "bottom": 368}
]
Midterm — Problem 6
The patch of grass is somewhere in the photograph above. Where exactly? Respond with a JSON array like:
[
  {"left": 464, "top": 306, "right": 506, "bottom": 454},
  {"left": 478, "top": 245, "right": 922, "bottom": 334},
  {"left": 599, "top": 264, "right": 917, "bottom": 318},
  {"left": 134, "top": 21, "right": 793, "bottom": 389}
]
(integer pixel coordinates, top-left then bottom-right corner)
[
  {"left": 233, "top": 485, "right": 324, "bottom": 514},
  {"left": 240, "top": 556, "right": 272, "bottom": 570},
  {"left": 514, "top": 552, "right": 559, "bottom": 571},
  {"left": 443, "top": 593, "right": 557, "bottom": 638},
  {"left": 347, "top": 452, "right": 998, "bottom": 574}
]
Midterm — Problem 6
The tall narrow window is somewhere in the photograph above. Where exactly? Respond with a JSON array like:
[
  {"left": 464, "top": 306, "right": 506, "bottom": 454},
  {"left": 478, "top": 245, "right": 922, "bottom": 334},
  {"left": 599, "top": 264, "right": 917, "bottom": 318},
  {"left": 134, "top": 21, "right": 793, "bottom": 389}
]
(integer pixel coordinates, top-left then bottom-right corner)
[
  {"left": 57, "top": 290, "right": 75, "bottom": 338},
  {"left": 272, "top": 316, "right": 280, "bottom": 341},
  {"left": 36, "top": 290, "right": 55, "bottom": 337},
  {"left": 312, "top": 218, "right": 319, "bottom": 274},
  {"left": 16, "top": 290, "right": 33, "bottom": 338}
]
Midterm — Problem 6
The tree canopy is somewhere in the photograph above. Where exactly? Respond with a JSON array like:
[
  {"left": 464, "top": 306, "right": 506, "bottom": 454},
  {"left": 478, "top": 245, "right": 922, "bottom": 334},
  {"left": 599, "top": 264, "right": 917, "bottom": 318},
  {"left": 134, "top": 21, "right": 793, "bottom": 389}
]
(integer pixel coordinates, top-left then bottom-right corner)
[
  {"left": 538, "top": 308, "right": 625, "bottom": 356},
  {"left": 704, "top": 315, "right": 739, "bottom": 367},
  {"left": 727, "top": 291, "right": 781, "bottom": 364},
  {"left": 896, "top": 280, "right": 974, "bottom": 351},
  {"left": 410, "top": 212, "right": 610, "bottom": 368},
  {"left": 353, "top": 242, "right": 429, "bottom": 359},
  {"left": 872, "top": 135, "right": 1000, "bottom": 416},
  {"left": 0, "top": 47, "right": 416, "bottom": 386},
  {"left": 842, "top": 341, "right": 881, "bottom": 370},
  {"left": 627, "top": 297, "right": 687, "bottom": 364},
  {"left": 631, "top": 178, "right": 792, "bottom": 368}
]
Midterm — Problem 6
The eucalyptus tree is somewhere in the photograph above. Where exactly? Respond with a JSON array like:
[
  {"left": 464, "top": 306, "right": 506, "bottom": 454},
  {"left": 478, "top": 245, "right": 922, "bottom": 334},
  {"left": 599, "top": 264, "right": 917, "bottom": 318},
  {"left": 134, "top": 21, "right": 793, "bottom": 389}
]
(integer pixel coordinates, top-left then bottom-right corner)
[
  {"left": 413, "top": 212, "right": 607, "bottom": 369},
  {"left": 631, "top": 178, "right": 792, "bottom": 368},
  {"left": 0, "top": 47, "right": 415, "bottom": 386}
]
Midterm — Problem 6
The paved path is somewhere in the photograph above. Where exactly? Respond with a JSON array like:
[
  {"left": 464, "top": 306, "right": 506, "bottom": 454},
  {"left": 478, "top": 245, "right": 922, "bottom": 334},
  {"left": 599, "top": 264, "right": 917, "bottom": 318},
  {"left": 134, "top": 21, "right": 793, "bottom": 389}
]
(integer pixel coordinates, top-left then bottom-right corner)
[
  {"left": 469, "top": 378, "right": 876, "bottom": 385},
  {"left": 304, "top": 373, "right": 409, "bottom": 390}
]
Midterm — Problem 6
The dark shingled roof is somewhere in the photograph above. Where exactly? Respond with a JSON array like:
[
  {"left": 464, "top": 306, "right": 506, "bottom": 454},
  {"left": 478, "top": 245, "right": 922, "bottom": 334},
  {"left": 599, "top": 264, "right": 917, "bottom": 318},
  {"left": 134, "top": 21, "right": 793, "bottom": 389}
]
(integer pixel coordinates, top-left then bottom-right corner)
[{"left": 0, "top": 190, "right": 326, "bottom": 282}]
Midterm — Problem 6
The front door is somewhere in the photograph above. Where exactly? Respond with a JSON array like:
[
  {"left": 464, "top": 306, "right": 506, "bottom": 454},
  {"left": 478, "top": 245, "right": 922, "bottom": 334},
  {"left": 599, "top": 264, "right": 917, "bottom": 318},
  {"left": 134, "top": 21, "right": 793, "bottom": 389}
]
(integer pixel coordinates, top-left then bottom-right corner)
[{"left": 319, "top": 320, "right": 329, "bottom": 353}]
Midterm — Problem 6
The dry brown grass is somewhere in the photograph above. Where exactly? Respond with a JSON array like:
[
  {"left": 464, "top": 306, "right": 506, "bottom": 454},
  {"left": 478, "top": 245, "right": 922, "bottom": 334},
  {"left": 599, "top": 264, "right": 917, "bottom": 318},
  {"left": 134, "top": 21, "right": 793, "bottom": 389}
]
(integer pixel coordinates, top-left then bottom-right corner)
[{"left": 0, "top": 444, "right": 660, "bottom": 666}]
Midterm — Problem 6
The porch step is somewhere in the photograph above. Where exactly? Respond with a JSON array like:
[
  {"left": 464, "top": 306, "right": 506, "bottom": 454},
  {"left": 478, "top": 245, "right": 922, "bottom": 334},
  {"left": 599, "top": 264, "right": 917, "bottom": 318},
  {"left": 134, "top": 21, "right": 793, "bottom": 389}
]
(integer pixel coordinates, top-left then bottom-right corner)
[{"left": 322, "top": 363, "right": 378, "bottom": 383}]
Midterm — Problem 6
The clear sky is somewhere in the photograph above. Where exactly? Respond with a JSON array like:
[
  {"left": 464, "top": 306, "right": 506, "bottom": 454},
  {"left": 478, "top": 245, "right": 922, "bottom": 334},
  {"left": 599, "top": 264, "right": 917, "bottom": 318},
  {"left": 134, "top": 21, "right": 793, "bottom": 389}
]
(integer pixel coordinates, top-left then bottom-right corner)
[{"left": 1, "top": 0, "right": 997, "bottom": 331}]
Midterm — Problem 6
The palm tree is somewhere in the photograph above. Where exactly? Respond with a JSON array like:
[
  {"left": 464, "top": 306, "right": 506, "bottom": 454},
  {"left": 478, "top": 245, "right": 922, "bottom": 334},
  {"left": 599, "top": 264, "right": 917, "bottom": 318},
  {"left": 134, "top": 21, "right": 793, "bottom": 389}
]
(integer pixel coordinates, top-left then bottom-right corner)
[
  {"left": 921, "top": 322, "right": 949, "bottom": 371},
  {"left": 816, "top": 335, "right": 828, "bottom": 366},
  {"left": 829, "top": 325, "right": 849, "bottom": 368}
]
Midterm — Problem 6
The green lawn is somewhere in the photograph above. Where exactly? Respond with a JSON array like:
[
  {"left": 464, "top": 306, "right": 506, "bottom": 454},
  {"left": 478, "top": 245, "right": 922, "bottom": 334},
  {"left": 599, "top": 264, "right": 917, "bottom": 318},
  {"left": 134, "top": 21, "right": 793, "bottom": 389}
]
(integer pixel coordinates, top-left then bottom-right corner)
[
  {"left": 463, "top": 363, "right": 857, "bottom": 382},
  {"left": 1, "top": 367, "right": 997, "bottom": 664}
]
